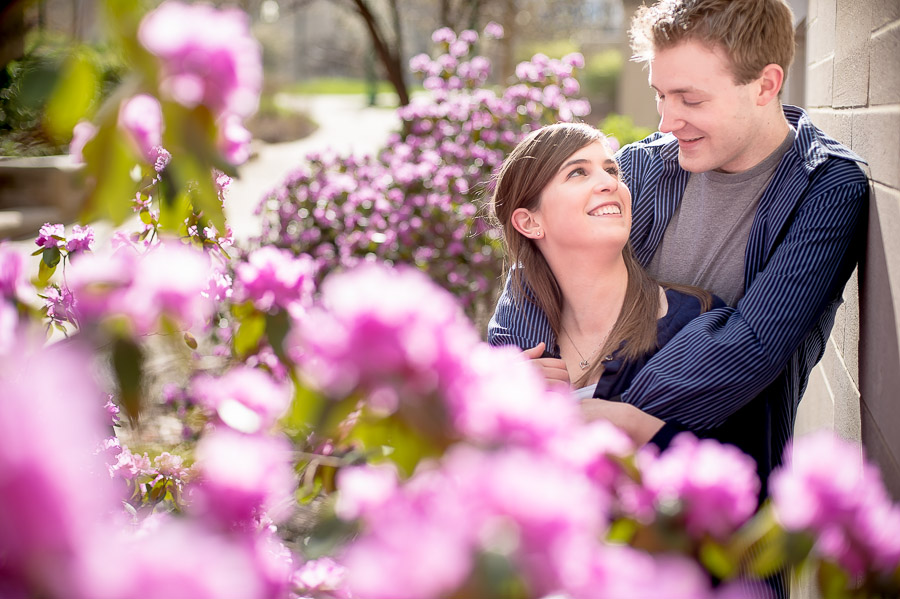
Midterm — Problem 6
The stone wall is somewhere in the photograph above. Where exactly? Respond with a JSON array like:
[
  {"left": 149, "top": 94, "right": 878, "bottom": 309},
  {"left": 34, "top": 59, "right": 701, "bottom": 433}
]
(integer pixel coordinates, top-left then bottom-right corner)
[{"left": 799, "top": 0, "right": 900, "bottom": 503}]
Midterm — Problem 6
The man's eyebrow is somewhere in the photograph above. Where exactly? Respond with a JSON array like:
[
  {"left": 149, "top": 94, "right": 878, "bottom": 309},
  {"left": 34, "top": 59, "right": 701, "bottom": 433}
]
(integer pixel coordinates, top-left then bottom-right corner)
[{"left": 650, "top": 84, "right": 704, "bottom": 95}]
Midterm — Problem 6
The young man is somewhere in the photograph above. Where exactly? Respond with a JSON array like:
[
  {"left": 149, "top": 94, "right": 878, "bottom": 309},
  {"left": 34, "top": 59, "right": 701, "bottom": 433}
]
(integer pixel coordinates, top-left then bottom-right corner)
[{"left": 489, "top": 0, "right": 868, "bottom": 504}]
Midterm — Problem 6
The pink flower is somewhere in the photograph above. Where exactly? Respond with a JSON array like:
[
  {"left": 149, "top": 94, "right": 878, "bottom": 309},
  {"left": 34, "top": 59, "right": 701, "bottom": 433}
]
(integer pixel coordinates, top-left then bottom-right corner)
[
  {"left": 67, "top": 240, "right": 215, "bottom": 334},
  {"left": 119, "top": 94, "right": 164, "bottom": 160},
  {"left": 293, "top": 557, "right": 349, "bottom": 596},
  {"left": 66, "top": 224, "right": 95, "bottom": 253},
  {"left": 640, "top": 434, "right": 759, "bottom": 539},
  {"left": 35, "top": 222, "right": 65, "bottom": 249},
  {"left": 234, "top": 246, "right": 317, "bottom": 313},
  {"left": 0, "top": 243, "right": 29, "bottom": 301},
  {"left": 188, "top": 428, "right": 297, "bottom": 527},
  {"left": 335, "top": 463, "right": 400, "bottom": 520},
  {"left": 69, "top": 120, "right": 98, "bottom": 163},
  {"left": 218, "top": 113, "right": 253, "bottom": 165},
  {"left": 191, "top": 366, "right": 291, "bottom": 433},
  {"left": 138, "top": 1, "right": 261, "bottom": 119},
  {"left": 484, "top": 21, "right": 504, "bottom": 39},
  {"left": 85, "top": 518, "right": 272, "bottom": 599},
  {"left": 0, "top": 338, "right": 121, "bottom": 599},
  {"left": 431, "top": 27, "right": 456, "bottom": 44},
  {"left": 771, "top": 431, "right": 900, "bottom": 576}
]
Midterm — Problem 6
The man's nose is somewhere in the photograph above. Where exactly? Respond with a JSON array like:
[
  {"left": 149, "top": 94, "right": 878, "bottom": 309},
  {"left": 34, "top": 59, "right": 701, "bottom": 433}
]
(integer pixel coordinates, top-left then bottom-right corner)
[{"left": 657, "top": 100, "right": 683, "bottom": 133}]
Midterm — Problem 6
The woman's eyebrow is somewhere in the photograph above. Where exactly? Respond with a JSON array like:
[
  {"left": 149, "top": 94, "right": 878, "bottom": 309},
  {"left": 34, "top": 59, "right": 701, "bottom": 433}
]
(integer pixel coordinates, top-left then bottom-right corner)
[{"left": 559, "top": 157, "right": 617, "bottom": 170}]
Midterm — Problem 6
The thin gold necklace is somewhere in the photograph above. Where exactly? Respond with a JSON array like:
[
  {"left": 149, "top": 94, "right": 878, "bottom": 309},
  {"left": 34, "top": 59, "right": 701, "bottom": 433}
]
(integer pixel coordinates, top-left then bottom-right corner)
[{"left": 561, "top": 325, "right": 612, "bottom": 370}]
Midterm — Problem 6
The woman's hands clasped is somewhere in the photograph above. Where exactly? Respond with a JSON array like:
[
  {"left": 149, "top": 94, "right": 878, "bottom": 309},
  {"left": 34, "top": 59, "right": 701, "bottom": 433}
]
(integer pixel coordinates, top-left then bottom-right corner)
[{"left": 522, "top": 342, "right": 570, "bottom": 387}]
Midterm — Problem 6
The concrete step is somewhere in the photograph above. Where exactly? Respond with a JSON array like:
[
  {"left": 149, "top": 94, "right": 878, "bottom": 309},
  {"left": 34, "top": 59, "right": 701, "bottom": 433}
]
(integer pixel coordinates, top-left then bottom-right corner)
[{"left": 0, "top": 206, "right": 63, "bottom": 241}]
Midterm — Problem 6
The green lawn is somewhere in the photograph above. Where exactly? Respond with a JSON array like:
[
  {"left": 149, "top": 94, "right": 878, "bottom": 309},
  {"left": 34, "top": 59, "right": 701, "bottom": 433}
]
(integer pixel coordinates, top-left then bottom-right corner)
[{"left": 284, "top": 77, "right": 404, "bottom": 96}]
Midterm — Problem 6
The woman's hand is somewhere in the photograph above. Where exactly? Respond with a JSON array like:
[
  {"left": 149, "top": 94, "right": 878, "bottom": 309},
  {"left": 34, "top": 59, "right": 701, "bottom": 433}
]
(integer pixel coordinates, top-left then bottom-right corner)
[
  {"left": 522, "top": 342, "right": 570, "bottom": 387},
  {"left": 580, "top": 398, "right": 665, "bottom": 446}
]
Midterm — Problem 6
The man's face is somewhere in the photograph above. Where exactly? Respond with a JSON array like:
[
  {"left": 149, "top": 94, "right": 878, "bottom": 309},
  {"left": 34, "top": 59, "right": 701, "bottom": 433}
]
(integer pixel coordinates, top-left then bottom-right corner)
[{"left": 649, "top": 40, "right": 767, "bottom": 174}]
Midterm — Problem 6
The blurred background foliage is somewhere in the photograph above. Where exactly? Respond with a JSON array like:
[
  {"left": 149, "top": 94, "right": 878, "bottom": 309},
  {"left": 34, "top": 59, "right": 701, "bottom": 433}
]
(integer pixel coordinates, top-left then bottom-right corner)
[{"left": 1, "top": 0, "right": 635, "bottom": 157}]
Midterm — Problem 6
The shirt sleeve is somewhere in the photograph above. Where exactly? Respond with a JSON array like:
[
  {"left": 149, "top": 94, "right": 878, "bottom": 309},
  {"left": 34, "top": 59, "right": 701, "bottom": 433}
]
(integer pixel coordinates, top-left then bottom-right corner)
[
  {"left": 487, "top": 269, "right": 555, "bottom": 351},
  {"left": 620, "top": 160, "right": 868, "bottom": 429}
]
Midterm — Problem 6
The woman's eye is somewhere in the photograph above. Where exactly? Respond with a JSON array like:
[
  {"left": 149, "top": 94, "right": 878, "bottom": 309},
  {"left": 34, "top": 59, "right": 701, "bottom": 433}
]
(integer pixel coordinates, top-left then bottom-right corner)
[
  {"left": 605, "top": 167, "right": 620, "bottom": 176},
  {"left": 567, "top": 167, "right": 587, "bottom": 179}
]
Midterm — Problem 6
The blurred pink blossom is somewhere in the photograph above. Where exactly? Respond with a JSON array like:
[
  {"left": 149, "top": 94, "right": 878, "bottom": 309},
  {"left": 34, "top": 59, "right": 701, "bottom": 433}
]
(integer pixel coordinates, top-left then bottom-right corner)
[
  {"left": 234, "top": 246, "right": 317, "bottom": 314},
  {"left": 219, "top": 113, "right": 253, "bottom": 165},
  {"left": 484, "top": 21, "right": 504, "bottom": 39},
  {"left": 639, "top": 434, "right": 759, "bottom": 539},
  {"left": 188, "top": 428, "right": 297, "bottom": 528},
  {"left": 771, "top": 431, "right": 900, "bottom": 576},
  {"left": 138, "top": 1, "right": 261, "bottom": 119},
  {"left": 119, "top": 94, "right": 164, "bottom": 160},
  {"left": 69, "top": 120, "right": 98, "bottom": 163},
  {"left": 192, "top": 366, "right": 291, "bottom": 433}
]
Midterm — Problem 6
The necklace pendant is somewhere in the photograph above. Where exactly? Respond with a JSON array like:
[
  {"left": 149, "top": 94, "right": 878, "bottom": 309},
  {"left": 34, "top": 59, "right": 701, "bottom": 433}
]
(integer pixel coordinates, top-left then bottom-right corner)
[{"left": 579, "top": 359, "right": 589, "bottom": 370}]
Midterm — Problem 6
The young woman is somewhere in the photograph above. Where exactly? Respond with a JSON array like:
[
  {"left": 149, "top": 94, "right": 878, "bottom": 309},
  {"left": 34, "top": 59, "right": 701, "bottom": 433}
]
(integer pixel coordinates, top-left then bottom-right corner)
[{"left": 489, "top": 122, "right": 723, "bottom": 447}]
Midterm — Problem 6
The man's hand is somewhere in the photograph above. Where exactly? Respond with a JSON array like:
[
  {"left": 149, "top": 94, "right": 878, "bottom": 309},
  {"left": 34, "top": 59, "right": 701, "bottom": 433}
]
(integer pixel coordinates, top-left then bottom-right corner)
[
  {"left": 581, "top": 398, "right": 665, "bottom": 446},
  {"left": 522, "top": 342, "right": 570, "bottom": 387}
]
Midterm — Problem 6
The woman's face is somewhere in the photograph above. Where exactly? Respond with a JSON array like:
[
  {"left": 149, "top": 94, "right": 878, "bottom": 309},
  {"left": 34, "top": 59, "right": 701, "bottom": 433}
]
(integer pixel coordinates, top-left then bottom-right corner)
[{"left": 531, "top": 141, "right": 631, "bottom": 253}]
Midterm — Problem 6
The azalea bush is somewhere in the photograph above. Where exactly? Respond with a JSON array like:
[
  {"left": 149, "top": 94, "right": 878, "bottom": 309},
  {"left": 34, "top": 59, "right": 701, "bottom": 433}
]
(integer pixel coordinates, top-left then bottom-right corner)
[
  {"left": 255, "top": 25, "right": 590, "bottom": 315},
  {"left": 1, "top": 3, "right": 899, "bottom": 599}
]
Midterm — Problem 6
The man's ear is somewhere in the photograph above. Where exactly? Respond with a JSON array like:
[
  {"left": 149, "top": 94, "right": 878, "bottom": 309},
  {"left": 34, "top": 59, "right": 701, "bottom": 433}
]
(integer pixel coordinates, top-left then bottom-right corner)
[
  {"left": 511, "top": 207, "right": 543, "bottom": 239},
  {"left": 756, "top": 63, "right": 784, "bottom": 106}
]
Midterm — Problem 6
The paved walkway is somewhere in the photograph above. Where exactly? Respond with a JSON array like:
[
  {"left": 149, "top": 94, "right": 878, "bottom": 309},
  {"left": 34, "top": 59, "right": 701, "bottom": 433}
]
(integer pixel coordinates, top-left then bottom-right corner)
[{"left": 226, "top": 93, "right": 402, "bottom": 242}]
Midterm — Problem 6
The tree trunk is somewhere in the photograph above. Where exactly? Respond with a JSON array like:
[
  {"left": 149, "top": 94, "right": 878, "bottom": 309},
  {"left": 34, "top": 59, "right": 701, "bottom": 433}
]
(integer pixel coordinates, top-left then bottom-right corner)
[{"left": 348, "top": 0, "right": 410, "bottom": 106}]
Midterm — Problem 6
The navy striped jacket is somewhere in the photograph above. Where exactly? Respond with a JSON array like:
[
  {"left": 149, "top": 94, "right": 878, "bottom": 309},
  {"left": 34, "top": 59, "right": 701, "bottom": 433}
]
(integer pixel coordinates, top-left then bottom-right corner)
[{"left": 488, "top": 105, "right": 868, "bottom": 442}]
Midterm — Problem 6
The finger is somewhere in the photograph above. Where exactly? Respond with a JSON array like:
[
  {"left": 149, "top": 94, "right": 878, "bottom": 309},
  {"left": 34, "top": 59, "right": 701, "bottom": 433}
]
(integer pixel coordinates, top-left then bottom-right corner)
[{"left": 521, "top": 342, "right": 546, "bottom": 360}]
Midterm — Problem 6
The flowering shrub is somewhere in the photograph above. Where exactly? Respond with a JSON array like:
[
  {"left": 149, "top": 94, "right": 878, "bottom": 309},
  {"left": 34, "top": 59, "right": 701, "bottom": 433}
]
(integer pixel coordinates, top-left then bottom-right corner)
[
  {"left": 2, "top": 6, "right": 899, "bottom": 599},
  {"left": 255, "top": 26, "right": 590, "bottom": 313}
]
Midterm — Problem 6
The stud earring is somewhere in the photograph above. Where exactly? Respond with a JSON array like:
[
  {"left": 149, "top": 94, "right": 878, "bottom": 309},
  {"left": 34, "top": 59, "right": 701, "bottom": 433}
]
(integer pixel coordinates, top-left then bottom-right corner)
[{"left": 535, "top": 230, "right": 543, "bottom": 238}]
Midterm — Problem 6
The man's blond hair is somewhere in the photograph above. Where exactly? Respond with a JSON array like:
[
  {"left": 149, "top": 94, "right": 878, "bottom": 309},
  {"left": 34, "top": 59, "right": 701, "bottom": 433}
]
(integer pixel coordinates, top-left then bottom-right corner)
[{"left": 630, "top": 0, "right": 795, "bottom": 86}]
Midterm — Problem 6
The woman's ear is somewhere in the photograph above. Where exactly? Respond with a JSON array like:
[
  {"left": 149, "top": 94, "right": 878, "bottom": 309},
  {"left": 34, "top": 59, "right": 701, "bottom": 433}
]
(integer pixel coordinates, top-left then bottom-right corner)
[{"left": 511, "top": 208, "right": 544, "bottom": 239}]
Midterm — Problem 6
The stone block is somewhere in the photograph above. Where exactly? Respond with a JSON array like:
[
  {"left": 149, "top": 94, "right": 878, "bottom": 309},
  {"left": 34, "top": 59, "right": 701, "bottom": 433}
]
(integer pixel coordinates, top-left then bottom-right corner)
[
  {"left": 859, "top": 183, "right": 900, "bottom": 499},
  {"left": 834, "top": 0, "right": 872, "bottom": 107},
  {"left": 821, "top": 335, "right": 862, "bottom": 443},
  {"left": 872, "top": 0, "right": 900, "bottom": 32},
  {"left": 795, "top": 363, "right": 835, "bottom": 437},
  {"left": 870, "top": 23, "right": 900, "bottom": 106},
  {"left": 807, "top": 0, "right": 836, "bottom": 65},
  {"left": 842, "top": 268, "right": 860, "bottom": 386},
  {"left": 851, "top": 107, "right": 900, "bottom": 189},
  {"left": 808, "top": 108, "right": 852, "bottom": 147},
  {"left": 805, "top": 58, "right": 834, "bottom": 108}
]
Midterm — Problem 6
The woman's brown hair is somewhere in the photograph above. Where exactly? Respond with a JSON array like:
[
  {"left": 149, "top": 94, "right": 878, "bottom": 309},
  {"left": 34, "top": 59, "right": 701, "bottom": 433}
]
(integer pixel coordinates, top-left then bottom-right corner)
[{"left": 490, "top": 122, "right": 711, "bottom": 388}]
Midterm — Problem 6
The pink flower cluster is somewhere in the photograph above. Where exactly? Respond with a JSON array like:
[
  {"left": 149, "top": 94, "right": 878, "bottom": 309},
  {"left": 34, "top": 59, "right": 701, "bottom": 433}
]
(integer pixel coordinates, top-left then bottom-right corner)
[
  {"left": 35, "top": 222, "right": 95, "bottom": 253},
  {"left": 234, "top": 246, "right": 317, "bottom": 314},
  {"left": 138, "top": 1, "right": 261, "bottom": 164},
  {"left": 192, "top": 366, "right": 292, "bottom": 433},
  {"left": 256, "top": 25, "right": 589, "bottom": 311},
  {"left": 637, "top": 434, "right": 760, "bottom": 539},
  {"left": 65, "top": 239, "right": 215, "bottom": 333},
  {"left": 771, "top": 431, "right": 900, "bottom": 577}
]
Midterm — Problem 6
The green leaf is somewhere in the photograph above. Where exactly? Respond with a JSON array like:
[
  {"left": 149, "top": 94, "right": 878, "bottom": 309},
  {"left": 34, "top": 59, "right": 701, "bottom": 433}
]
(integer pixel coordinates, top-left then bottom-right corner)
[
  {"left": 37, "top": 256, "right": 57, "bottom": 284},
  {"left": 606, "top": 518, "right": 638, "bottom": 545},
  {"left": 139, "top": 208, "right": 153, "bottom": 225},
  {"left": 41, "top": 246, "right": 62, "bottom": 268},
  {"left": 111, "top": 336, "right": 144, "bottom": 424},
  {"left": 233, "top": 312, "right": 266, "bottom": 358},
  {"left": 81, "top": 115, "right": 142, "bottom": 225},
  {"left": 44, "top": 50, "right": 100, "bottom": 141},
  {"left": 265, "top": 310, "right": 292, "bottom": 365},
  {"left": 699, "top": 540, "right": 738, "bottom": 580},
  {"left": 280, "top": 374, "right": 326, "bottom": 434}
]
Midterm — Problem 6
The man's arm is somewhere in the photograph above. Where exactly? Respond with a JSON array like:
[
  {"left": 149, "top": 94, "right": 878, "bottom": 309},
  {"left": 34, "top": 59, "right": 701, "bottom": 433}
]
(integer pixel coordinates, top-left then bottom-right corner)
[
  {"left": 621, "top": 161, "right": 868, "bottom": 429},
  {"left": 487, "top": 269, "right": 555, "bottom": 351}
]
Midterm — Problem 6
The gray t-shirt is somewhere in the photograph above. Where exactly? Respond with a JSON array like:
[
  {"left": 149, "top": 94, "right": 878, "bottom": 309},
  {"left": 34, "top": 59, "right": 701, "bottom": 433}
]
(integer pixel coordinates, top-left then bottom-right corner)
[{"left": 647, "top": 131, "right": 795, "bottom": 306}]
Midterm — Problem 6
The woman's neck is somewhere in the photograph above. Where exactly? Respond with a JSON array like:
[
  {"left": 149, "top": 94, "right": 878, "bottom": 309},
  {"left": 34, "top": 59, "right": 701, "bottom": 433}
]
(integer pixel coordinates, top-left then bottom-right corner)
[{"left": 549, "top": 252, "right": 629, "bottom": 337}]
